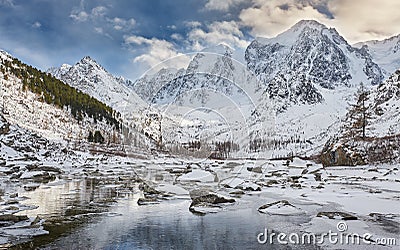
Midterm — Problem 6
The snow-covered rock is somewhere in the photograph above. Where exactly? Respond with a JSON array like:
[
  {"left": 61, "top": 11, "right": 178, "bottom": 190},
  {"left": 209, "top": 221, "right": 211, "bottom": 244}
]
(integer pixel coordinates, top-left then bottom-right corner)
[{"left": 258, "top": 200, "right": 304, "bottom": 215}]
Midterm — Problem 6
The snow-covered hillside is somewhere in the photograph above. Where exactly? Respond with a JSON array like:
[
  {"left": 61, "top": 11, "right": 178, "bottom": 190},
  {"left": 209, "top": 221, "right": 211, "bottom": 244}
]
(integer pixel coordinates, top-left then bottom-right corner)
[
  {"left": 355, "top": 34, "right": 400, "bottom": 77},
  {"left": 47, "top": 57, "right": 159, "bottom": 146},
  {"left": 0, "top": 50, "right": 116, "bottom": 141},
  {"left": 369, "top": 69, "right": 400, "bottom": 136},
  {"left": 321, "top": 69, "right": 400, "bottom": 166},
  {"left": 132, "top": 67, "right": 186, "bottom": 103}
]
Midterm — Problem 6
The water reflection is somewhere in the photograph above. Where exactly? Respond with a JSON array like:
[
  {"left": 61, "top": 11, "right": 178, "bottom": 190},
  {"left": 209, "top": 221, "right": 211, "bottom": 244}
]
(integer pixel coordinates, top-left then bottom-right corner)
[
  {"left": 12, "top": 178, "right": 132, "bottom": 249},
  {"left": 18, "top": 179, "right": 121, "bottom": 218},
  {"left": 14, "top": 178, "right": 319, "bottom": 250},
  {"left": 44, "top": 198, "right": 318, "bottom": 250}
]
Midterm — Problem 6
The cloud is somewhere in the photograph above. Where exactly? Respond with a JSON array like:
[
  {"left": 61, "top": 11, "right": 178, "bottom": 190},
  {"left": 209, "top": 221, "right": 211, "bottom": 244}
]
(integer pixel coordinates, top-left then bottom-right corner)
[
  {"left": 70, "top": 5, "right": 108, "bottom": 22},
  {"left": 124, "top": 35, "right": 149, "bottom": 45},
  {"left": 0, "top": 0, "right": 14, "bottom": 7},
  {"left": 188, "top": 21, "right": 249, "bottom": 50},
  {"left": 32, "top": 21, "right": 41, "bottom": 29},
  {"left": 69, "top": 10, "right": 89, "bottom": 22},
  {"left": 184, "top": 21, "right": 202, "bottom": 28},
  {"left": 94, "top": 26, "right": 113, "bottom": 39},
  {"left": 108, "top": 17, "right": 136, "bottom": 31},
  {"left": 171, "top": 33, "right": 183, "bottom": 41},
  {"left": 239, "top": 0, "right": 330, "bottom": 38},
  {"left": 91, "top": 6, "right": 107, "bottom": 17},
  {"left": 69, "top": 4, "right": 136, "bottom": 32},
  {"left": 205, "top": 0, "right": 247, "bottom": 11},
  {"left": 167, "top": 25, "right": 177, "bottom": 30},
  {"left": 327, "top": 0, "right": 400, "bottom": 42},
  {"left": 94, "top": 27, "right": 103, "bottom": 34},
  {"left": 125, "top": 35, "right": 191, "bottom": 69}
]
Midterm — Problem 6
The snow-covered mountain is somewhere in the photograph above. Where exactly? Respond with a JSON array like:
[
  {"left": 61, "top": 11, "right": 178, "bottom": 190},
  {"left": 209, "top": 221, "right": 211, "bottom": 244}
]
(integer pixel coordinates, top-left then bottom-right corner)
[
  {"left": 48, "top": 56, "right": 146, "bottom": 112},
  {"left": 48, "top": 57, "right": 166, "bottom": 145},
  {"left": 134, "top": 44, "right": 254, "bottom": 106},
  {"left": 132, "top": 68, "right": 186, "bottom": 103},
  {"left": 131, "top": 44, "right": 275, "bottom": 154},
  {"left": 368, "top": 69, "right": 400, "bottom": 136},
  {"left": 245, "top": 20, "right": 383, "bottom": 111},
  {"left": 355, "top": 34, "right": 400, "bottom": 76}
]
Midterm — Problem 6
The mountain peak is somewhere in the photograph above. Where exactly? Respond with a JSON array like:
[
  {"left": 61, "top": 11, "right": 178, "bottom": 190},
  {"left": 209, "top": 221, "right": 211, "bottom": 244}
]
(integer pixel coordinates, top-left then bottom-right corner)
[
  {"left": 76, "top": 56, "right": 108, "bottom": 73},
  {"left": 245, "top": 17, "right": 384, "bottom": 110},
  {"left": 201, "top": 43, "right": 234, "bottom": 56},
  {"left": 287, "top": 19, "right": 328, "bottom": 34},
  {"left": 48, "top": 56, "right": 146, "bottom": 110},
  {"left": 354, "top": 34, "right": 400, "bottom": 75},
  {"left": 80, "top": 56, "right": 97, "bottom": 64},
  {"left": 255, "top": 19, "right": 331, "bottom": 46},
  {"left": 292, "top": 19, "right": 326, "bottom": 29}
]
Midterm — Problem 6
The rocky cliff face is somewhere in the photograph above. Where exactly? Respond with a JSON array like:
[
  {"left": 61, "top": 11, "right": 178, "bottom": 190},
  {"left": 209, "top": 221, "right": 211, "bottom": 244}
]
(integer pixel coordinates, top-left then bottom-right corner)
[{"left": 245, "top": 20, "right": 384, "bottom": 111}]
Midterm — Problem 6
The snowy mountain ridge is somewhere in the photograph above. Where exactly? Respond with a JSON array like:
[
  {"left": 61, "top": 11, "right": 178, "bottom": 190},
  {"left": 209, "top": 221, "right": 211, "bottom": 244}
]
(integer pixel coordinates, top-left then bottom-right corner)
[
  {"left": 48, "top": 56, "right": 146, "bottom": 112},
  {"left": 48, "top": 56, "right": 171, "bottom": 145},
  {"left": 3, "top": 19, "right": 399, "bottom": 159},
  {"left": 355, "top": 34, "right": 400, "bottom": 77},
  {"left": 246, "top": 20, "right": 384, "bottom": 111},
  {"left": 130, "top": 21, "right": 392, "bottom": 157}
]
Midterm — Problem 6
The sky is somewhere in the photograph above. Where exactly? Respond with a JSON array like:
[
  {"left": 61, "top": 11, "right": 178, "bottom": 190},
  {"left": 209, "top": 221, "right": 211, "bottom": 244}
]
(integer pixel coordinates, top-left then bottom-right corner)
[{"left": 0, "top": 0, "right": 399, "bottom": 80}]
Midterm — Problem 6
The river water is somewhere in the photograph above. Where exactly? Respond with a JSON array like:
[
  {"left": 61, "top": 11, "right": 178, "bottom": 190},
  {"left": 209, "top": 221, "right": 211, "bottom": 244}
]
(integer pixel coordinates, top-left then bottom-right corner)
[{"left": 14, "top": 178, "right": 319, "bottom": 250}]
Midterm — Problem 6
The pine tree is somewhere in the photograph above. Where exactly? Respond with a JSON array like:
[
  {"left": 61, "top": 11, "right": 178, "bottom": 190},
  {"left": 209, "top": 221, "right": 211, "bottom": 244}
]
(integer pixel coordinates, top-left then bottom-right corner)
[
  {"left": 94, "top": 130, "right": 105, "bottom": 144},
  {"left": 88, "top": 131, "right": 94, "bottom": 142},
  {"left": 344, "top": 83, "right": 372, "bottom": 140}
]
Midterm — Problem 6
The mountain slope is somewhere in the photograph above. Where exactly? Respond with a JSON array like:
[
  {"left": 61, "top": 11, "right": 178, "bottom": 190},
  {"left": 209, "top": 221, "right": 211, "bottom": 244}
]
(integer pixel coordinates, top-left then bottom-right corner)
[
  {"left": 355, "top": 34, "right": 400, "bottom": 76},
  {"left": 140, "top": 44, "right": 252, "bottom": 106},
  {"left": 245, "top": 20, "right": 383, "bottom": 111},
  {"left": 132, "top": 68, "right": 186, "bottom": 103},
  {"left": 0, "top": 50, "right": 119, "bottom": 141},
  {"left": 48, "top": 57, "right": 164, "bottom": 145},
  {"left": 321, "top": 69, "right": 400, "bottom": 166}
]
